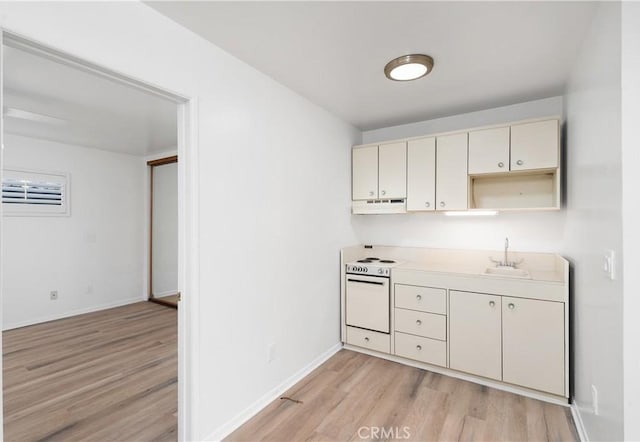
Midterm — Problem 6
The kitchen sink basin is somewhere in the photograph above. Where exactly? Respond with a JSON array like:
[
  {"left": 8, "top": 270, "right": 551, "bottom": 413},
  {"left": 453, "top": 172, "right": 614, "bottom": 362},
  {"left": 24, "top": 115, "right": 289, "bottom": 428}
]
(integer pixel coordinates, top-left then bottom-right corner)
[{"left": 483, "top": 266, "right": 531, "bottom": 279}]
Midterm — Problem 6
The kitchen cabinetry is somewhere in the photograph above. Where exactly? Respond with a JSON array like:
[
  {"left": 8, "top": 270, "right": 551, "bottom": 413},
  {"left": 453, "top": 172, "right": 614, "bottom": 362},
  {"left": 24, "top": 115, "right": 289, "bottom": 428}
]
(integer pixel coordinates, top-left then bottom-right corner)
[
  {"left": 378, "top": 142, "right": 407, "bottom": 199},
  {"left": 510, "top": 119, "right": 559, "bottom": 171},
  {"left": 352, "top": 142, "right": 406, "bottom": 201},
  {"left": 449, "top": 291, "right": 565, "bottom": 395},
  {"left": 406, "top": 137, "right": 436, "bottom": 211},
  {"left": 449, "top": 291, "right": 502, "bottom": 380},
  {"left": 352, "top": 145, "right": 378, "bottom": 200},
  {"left": 502, "top": 297, "right": 564, "bottom": 396},
  {"left": 435, "top": 133, "right": 468, "bottom": 211},
  {"left": 406, "top": 134, "right": 467, "bottom": 212},
  {"left": 468, "top": 120, "right": 558, "bottom": 174},
  {"left": 468, "top": 126, "right": 510, "bottom": 174}
]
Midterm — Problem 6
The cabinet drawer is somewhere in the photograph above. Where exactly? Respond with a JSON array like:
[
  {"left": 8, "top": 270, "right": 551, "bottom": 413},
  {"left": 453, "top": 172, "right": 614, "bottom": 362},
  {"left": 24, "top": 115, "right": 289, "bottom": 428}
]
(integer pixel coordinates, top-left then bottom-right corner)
[
  {"left": 395, "top": 284, "right": 446, "bottom": 314},
  {"left": 395, "top": 332, "right": 446, "bottom": 367},
  {"left": 346, "top": 326, "right": 390, "bottom": 354},
  {"left": 395, "top": 308, "right": 446, "bottom": 340}
]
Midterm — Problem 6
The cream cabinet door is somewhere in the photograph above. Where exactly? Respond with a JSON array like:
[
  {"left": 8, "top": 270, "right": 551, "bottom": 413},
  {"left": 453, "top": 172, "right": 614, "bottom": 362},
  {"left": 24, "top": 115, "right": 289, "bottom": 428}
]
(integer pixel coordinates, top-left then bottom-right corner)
[
  {"left": 406, "top": 137, "right": 436, "bottom": 211},
  {"left": 352, "top": 145, "right": 378, "bottom": 200},
  {"left": 450, "top": 291, "right": 502, "bottom": 380},
  {"left": 510, "top": 119, "right": 559, "bottom": 171},
  {"left": 378, "top": 142, "right": 407, "bottom": 199},
  {"left": 435, "top": 133, "right": 468, "bottom": 211},
  {"left": 502, "top": 297, "right": 564, "bottom": 395},
  {"left": 468, "top": 126, "right": 510, "bottom": 174}
]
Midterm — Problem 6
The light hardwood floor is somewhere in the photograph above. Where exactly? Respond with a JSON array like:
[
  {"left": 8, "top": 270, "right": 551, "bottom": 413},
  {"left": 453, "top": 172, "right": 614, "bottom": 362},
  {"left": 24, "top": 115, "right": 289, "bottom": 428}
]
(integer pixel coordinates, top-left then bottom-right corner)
[
  {"left": 3, "top": 301, "right": 177, "bottom": 441},
  {"left": 226, "top": 349, "right": 578, "bottom": 442}
]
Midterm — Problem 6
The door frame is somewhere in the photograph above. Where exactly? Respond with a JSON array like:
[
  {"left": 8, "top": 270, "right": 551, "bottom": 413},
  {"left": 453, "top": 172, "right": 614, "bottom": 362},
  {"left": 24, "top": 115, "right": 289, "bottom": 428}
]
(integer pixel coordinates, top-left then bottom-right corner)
[
  {"left": 0, "top": 30, "right": 200, "bottom": 442},
  {"left": 148, "top": 155, "right": 179, "bottom": 309}
]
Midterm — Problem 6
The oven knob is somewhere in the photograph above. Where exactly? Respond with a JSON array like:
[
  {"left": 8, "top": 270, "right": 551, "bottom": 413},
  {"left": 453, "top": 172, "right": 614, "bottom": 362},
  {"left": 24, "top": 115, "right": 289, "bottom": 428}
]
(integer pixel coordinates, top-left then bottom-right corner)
[{"left": 378, "top": 268, "right": 383, "bottom": 274}]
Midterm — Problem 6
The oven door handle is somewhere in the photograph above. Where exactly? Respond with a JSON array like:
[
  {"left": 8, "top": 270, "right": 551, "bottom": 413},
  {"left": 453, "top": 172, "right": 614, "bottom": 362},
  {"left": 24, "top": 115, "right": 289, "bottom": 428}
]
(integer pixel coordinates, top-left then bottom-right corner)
[{"left": 347, "top": 278, "right": 385, "bottom": 286}]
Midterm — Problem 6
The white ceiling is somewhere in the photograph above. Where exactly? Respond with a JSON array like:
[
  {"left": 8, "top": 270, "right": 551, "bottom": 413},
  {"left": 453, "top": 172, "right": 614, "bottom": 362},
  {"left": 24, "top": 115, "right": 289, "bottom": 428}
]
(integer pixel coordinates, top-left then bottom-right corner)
[
  {"left": 3, "top": 44, "right": 177, "bottom": 156},
  {"left": 148, "top": 1, "right": 597, "bottom": 130}
]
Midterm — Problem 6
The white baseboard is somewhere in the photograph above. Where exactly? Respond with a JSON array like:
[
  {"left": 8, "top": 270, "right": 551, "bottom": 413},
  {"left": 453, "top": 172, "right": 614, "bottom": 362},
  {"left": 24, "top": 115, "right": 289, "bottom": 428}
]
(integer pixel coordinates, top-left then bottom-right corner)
[
  {"left": 153, "top": 290, "right": 179, "bottom": 298},
  {"left": 571, "top": 401, "right": 589, "bottom": 442},
  {"left": 204, "top": 342, "right": 343, "bottom": 441},
  {"left": 2, "top": 296, "right": 143, "bottom": 331}
]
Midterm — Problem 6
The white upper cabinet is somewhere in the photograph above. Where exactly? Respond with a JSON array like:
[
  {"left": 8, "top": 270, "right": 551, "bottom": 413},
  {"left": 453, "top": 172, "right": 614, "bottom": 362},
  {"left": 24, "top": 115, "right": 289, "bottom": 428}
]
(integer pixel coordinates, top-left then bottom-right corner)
[
  {"left": 378, "top": 142, "right": 407, "bottom": 199},
  {"left": 510, "top": 119, "right": 559, "bottom": 171},
  {"left": 436, "top": 133, "right": 468, "bottom": 211},
  {"left": 406, "top": 137, "right": 436, "bottom": 211},
  {"left": 468, "top": 126, "right": 510, "bottom": 174},
  {"left": 352, "top": 145, "right": 378, "bottom": 200}
]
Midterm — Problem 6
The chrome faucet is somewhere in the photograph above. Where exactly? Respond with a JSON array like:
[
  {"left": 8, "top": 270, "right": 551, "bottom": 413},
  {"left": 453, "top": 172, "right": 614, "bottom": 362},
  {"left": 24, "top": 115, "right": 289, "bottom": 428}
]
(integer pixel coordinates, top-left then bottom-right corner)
[{"left": 490, "top": 237, "right": 523, "bottom": 268}]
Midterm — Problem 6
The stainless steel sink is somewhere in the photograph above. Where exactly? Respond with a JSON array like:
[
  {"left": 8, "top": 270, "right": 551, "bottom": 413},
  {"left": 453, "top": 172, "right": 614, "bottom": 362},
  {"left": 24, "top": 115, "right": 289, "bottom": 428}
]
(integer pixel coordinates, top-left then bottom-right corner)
[{"left": 483, "top": 266, "right": 531, "bottom": 279}]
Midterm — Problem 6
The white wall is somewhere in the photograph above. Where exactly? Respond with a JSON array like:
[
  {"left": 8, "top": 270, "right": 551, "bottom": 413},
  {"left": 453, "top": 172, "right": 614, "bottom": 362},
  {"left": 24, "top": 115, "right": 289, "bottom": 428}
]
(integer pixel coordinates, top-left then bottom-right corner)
[
  {"left": 0, "top": 3, "right": 360, "bottom": 439},
  {"left": 152, "top": 162, "right": 178, "bottom": 297},
  {"left": 363, "top": 96, "right": 563, "bottom": 144},
  {"left": 622, "top": 2, "right": 640, "bottom": 440},
  {"left": 563, "top": 3, "right": 623, "bottom": 441},
  {"left": 2, "top": 134, "right": 145, "bottom": 329},
  {"left": 355, "top": 97, "right": 566, "bottom": 253}
]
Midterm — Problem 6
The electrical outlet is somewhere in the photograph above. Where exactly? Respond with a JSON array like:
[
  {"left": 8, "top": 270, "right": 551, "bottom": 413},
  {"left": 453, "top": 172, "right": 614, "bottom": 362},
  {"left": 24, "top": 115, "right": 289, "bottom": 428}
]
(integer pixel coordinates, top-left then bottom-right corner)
[
  {"left": 268, "top": 343, "right": 276, "bottom": 363},
  {"left": 592, "top": 384, "right": 599, "bottom": 415},
  {"left": 50, "top": 290, "right": 58, "bottom": 300}
]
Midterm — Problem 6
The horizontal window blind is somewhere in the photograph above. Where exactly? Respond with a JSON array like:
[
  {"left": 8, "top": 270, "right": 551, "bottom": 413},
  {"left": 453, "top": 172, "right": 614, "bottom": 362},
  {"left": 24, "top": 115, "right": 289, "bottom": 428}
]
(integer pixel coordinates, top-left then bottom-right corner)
[
  {"left": 2, "top": 169, "right": 70, "bottom": 216},
  {"left": 2, "top": 179, "right": 64, "bottom": 206}
]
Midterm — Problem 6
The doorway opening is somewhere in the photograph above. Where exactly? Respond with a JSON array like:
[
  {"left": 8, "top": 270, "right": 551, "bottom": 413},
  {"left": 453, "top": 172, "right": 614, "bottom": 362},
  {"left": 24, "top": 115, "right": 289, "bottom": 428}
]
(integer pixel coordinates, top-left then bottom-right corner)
[{"left": 0, "top": 32, "right": 192, "bottom": 440}]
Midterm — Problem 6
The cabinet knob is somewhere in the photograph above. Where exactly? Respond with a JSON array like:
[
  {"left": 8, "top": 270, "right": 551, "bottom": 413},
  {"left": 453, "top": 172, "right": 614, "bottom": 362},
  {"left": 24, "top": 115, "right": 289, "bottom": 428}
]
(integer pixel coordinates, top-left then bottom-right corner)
[
  {"left": 416, "top": 319, "right": 422, "bottom": 326},
  {"left": 489, "top": 300, "right": 496, "bottom": 307},
  {"left": 498, "top": 162, "right": 504, "bottom": 168},
  {"left": 508, "top": 303, "right": 515, "bottom": 310},
  {"left": 364, "top": 337, "right": 370, "bottom": 342},
  {"left": 381, "top": 190, "right": 386, "bottom": 196},
  {"left": 425, "top": 202, "right": 430, "bottom": 208},
  {"left": 369, "top": 191, "right": 374, "bottom": 196},
  {"left": 516, "top": 160, "right": 524, "bottom": 166},
  {"left": 440, "top": 201, "right": 446, "bottom": 208},
  {"left": 416, "top": 295, "right": 422, "bottom": 301},
  {"left": 416, "top": 345, "right": 422, "bottom": 351}
]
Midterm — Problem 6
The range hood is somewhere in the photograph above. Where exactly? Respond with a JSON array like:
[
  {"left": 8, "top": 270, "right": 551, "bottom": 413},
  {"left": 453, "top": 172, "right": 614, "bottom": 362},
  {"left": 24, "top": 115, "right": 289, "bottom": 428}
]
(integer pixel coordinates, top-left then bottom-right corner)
[{"left": 352, "top": 199, "right": 406, "bottom": 214}]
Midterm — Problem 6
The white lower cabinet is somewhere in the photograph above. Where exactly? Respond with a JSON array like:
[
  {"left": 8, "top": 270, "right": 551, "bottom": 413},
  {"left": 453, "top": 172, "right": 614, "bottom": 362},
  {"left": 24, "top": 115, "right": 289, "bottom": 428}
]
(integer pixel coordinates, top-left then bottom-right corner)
[
  {"left": 449, "top": 291, "right": 502, "bottom": 380},
  {"left": 502, "top": 297, "right": 565, "bottom": 396},
  {"left": 395, "top": 332, "right": 446, "bottom": 367},
  {"left": 346, "top": 326, "right": 390, "bottom": 354}
]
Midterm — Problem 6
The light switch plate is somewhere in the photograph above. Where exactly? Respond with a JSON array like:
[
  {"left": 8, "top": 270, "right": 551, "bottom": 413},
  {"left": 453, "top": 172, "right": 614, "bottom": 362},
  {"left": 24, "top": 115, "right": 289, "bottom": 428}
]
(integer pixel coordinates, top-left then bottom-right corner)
[{"left": 603, "top": 250, "right": 616, "bottom": 280}]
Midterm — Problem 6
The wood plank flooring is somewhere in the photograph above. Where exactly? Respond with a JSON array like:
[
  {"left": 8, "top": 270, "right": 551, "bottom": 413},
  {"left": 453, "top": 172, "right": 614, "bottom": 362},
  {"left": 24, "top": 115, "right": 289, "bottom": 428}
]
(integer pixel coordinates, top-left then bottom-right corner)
[
  {"left": 3, "top": 301, "right": 177, "bottom": 442},
  {"left": 226, "top": 350, "right": 578, "bottom": 442}
]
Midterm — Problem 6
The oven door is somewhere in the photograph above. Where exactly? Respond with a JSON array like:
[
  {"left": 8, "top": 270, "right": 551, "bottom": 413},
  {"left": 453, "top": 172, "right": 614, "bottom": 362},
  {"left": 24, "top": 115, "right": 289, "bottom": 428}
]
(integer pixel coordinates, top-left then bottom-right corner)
[{"left": 345, "top": 274, "right": 390, "bottom": 333}]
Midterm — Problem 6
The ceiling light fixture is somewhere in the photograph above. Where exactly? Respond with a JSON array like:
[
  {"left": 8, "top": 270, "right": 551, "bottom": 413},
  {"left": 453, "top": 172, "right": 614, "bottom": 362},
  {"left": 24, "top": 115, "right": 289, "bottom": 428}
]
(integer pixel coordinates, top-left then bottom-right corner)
[
  {"left": 4, "top": 107, "right": 68, "bottom": 126},
  {"left": 384, "top": 54, "right": 434, "bottom": 81}
]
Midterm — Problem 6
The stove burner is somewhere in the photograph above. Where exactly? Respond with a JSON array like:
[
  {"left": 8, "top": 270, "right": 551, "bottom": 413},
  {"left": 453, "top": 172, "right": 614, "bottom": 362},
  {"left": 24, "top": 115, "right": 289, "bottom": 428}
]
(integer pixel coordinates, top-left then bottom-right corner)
[
  {"left": 379, "top": 259, "right": 396, "bottom": 264},
  {"left": 366, "top": 257, "right": 380, "bottom": 261},
  {"left": 357, "top": 259, "right": 373, "bottom": 263}
]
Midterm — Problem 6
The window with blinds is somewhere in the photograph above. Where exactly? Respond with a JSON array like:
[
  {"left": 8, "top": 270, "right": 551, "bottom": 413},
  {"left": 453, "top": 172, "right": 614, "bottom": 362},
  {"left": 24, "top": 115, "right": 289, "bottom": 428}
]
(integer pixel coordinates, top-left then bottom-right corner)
[{"left": 2, "top": 169, "right": 69, "bottom": 216}]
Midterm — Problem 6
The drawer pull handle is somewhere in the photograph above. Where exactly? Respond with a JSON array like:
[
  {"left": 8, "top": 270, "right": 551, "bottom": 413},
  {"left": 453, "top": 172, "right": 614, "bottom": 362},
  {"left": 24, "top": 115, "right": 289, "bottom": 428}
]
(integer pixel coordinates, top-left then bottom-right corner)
[
  {"left": 416, "top": 319, "right": 422, "bottom": 326},
  {"left": 489, "top": 301, "right": 495, "bottom": 307},
  {"left": 508, "top": 303, "right": 515, "bottom": 310},
  {"left": 416, "top": 345, "right": 422, "bottom": 351},
  {"left": 416, "top": 295, "right": 422, "bottom": 301},
  {"left": 364, "top": 337, "right": 370, "bottom": 342},
  {"left": 516, "top": 160, "right": 524, "bottom": 166},
  {"left": 498, "top": 162, "right": 504, "bottom": 168}
]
